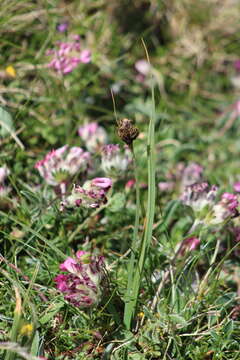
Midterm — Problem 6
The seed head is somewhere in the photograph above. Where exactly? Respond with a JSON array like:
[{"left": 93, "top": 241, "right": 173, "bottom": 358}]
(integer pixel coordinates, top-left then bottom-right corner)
[{"left": 117, "top": 118, "right": 139, "bottom": 146}]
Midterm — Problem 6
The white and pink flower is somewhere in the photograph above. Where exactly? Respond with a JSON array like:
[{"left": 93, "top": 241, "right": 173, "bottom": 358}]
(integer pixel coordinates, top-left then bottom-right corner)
[
  {"left": 135, "top": 59, "right": 150, "bottom": 76},
  {"left": 101, "top": 144, "right": 130, "bottom": 177},
  {"left": 78, "top": 122, "right": 108, "bottom": 152},
  {"left": 35, "top": 145, "right": 91, "bottom": 188},
  {"left": 181, "top": 182, "right": 218, "bottom": 213},
  {"left": 181, "top": 184, "right": 238, "bottom": 226},
  {"left": 211, "top": 193, "right": 239, "bottom": 225}
]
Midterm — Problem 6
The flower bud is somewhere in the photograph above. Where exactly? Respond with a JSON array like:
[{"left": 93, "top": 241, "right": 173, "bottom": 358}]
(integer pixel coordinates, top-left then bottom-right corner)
[{"left": 179, "top": 237, "right": 200, "bottom": 256}]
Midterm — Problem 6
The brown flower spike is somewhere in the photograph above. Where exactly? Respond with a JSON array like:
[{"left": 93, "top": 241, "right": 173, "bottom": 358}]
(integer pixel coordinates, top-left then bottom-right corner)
[{"left": 117, "top": 118, "right": 139, "bottom": 147}]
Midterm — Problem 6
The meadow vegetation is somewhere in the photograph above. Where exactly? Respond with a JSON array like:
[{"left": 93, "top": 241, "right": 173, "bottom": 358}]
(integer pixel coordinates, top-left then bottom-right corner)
[{"left": 1, "top": 1, "right": 240, "bottom": 359}]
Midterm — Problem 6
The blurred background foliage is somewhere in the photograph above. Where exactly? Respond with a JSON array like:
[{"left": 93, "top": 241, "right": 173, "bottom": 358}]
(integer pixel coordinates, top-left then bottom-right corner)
[
  {"left": 0, "top": 0, "right": 240, "bottom": 187},
  {"left": 1, "top": 0, "right": 240, "bottom": 359}
]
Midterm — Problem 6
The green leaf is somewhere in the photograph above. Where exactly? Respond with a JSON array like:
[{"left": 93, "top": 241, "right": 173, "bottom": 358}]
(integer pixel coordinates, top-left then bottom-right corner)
[
  {"left": 0, "top": 106, "right": 14, "bottom": 137},
  {"left": 30, "top": 330, "right": 40, "bottom": 356},
  {"left": 129, "top": 353, "right": 146, "bottom": 360},
  {"left": 39, "top": 301, "right": 64, "bottom": 325},
  {"left": 223, "top": 320, "right": 234, "bottom": 338},
  {"left": 108, "top": 192, "right": 126, "bottom": 212},
  {"left": 169, "top": 314, "right": 188, "bottom": 327}
]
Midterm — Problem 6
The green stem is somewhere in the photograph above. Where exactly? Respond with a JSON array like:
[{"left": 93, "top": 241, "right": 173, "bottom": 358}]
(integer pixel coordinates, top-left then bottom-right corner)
[
  {"left": 68, "top": 186, "right": 114, "bottom": 243},
  {"left": 68, "top": 202, "right": 109, "bottom": 243},
  {"left": 198, "top": 238, "right": 221, "bottom": 298},
  {"left": 123, "top": 145, "right": 141, "bottom": 329}
]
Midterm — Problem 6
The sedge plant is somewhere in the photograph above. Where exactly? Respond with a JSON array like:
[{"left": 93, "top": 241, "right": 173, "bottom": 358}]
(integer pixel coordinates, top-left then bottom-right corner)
[{"left": 123, "top": 42, "right": 156, "bottom": 331}]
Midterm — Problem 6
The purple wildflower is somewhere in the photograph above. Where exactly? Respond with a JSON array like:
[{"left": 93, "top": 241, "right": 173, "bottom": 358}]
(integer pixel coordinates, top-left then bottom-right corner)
[
  {"left": 61, "top": 177, "right": 112, "bottom": 209},
  {"left": 211, "top": 193, "right": 239, "bottom": 224},
  {"left": 57, "top": 22, "right": 68, "bottom": 33},
  {"left": 55, "top": 251, "right": 105, "bottom": 308},
  {"left": 181, "top": 163, "right": 203, "bottom": 189},
  {"left": 79, "top": 49, "right": 91, "bottom": 64},
  {"left": 78, "top": 122, "right": 107, "bottom": 152},
  {"left": 47, "top": 35, "right": 91, "bottom": 74}
]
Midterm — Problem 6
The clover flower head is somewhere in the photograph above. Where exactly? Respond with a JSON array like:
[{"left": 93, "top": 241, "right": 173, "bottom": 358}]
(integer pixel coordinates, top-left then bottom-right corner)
[
  {"left": 61, "top": 177, "right": 112, "bottom": 209},
  {"left": 101, "top": 144, "right": 130, "bottom": 177},
  {"left": 78, "top": 122, "right": 108, "bottom": 152},
  {"left": 47, "top": 35, "right": 91, "bottom": 74},
  {"left": 211, "top": 192, "right": 238, "bottom": 225},
  {"left": 55, "top": 251, "right": 105, "bottom": 308},
  {"left": 35, "top": 145, "right": 91, "bottom": 187},
  {"left": 135, "top": 59, "right": 150, "bottom": 76},
  {"left": 181, "top": 163, "right": 203, "bottom": 189},
  {"left": 158, "top": 181, "right": 174, "bottom": 192},
  {"left": 180, "top": 237, "right": 200, "bottom": 256},
  {"left": 79, "top": 49, "right": 91, "bottom": 64},
  {"left": 181, "top": 182, "right": 218, "bottom": 213}
]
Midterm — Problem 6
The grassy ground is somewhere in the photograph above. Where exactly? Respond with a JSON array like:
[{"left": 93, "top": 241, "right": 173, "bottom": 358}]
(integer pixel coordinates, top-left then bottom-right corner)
[{"left": 1, "top": 1, "right": 240, "bottom": 359}]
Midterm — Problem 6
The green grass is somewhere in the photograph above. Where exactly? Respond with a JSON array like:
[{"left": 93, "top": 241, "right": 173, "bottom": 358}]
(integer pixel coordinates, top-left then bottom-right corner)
[{"left": 1, "top": 0, "right": 240, "bottom": 359}]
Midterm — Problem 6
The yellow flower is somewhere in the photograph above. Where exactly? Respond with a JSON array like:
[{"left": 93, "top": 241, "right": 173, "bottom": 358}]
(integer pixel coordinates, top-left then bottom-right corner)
[
  {"left": 20, "top": 323, "right": 33, "bottom": 337},
  {"left": 5, "top": 65, "right": 16, "bottom": 78},
  {"left": 137, "top": 311, "right": 144, "bottom": 319}
]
